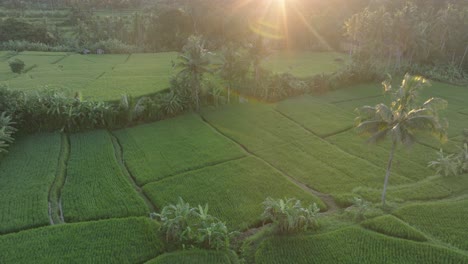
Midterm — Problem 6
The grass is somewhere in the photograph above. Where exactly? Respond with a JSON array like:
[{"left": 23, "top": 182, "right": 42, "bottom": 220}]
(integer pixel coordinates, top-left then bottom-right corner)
[
  {"left": 62, "top": 130, "right": 148, "bottom": 222},
  {"left": 255, "top": 227, "right": 468, "bottom": 264},
  {"left": 115, "top": 114, "right": 246, "bottom": 185},
  {"left": 0, "top": 217, "right": 164, "bottom": 263},
  {"left": 361, "top": 215, "right": 427, "bottom": 241},
  {"left": 143, "top": 157, "right": 326, "bottom": 230},
  {"left": 263, "top": 51, "right": 348, "bottom": 78},
  {"left": 0, "top": 133, "right": 61, "bottom": 234},
  {"left": 146, "top": 249, "right": 239, "bottom": 264},
  {"left": 395, "top": 199, "right": 468, "bottom": 251}
]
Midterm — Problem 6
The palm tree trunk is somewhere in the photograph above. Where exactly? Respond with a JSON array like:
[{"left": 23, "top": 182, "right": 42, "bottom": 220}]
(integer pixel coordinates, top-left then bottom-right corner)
[{"left": 382, "top": 141, "right": 396, "bottom": 207}]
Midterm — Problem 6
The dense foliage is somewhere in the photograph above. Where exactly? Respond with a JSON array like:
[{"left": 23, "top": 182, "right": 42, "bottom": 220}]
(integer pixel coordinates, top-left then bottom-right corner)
[
  {"left": 429, "top": 143, "right": 468, "bottom": 176},
  {"left": 151, "top": 198, "right": 235, "bottom": 250},
  {"left": 262, "top": 197, "right": 320, "bottom": 234},
  {"left": 0, "top": 112, "right": 16, "bottom": 153},
  {"left": 8, "top": 58, "right": 25, "bottom": 73},
  {"left": 346, "top": 2, "right": 468, "bottom": 80}
]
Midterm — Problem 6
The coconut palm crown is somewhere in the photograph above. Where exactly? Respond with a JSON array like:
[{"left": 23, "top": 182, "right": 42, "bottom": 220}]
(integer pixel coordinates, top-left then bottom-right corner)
[{"left": 355, "top": 74, "right": 448, "bottom": 207}]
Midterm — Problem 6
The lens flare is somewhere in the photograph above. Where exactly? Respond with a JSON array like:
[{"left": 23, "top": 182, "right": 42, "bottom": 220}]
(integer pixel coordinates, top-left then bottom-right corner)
[{"left": 231, "top": 0, "right": 331, "bottom": 50}]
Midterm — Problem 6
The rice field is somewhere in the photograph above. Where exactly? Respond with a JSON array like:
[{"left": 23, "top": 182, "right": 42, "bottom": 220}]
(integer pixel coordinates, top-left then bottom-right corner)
[
  {"left": 146, "top": 250, "right": 239, "bottom": 264},
  {"left": 1, "top": 51, "right": 347, "bottom": 101},
  {"left": 361, "top": 215, "right": 427, "bottom": 242},
  {"left": 0, "top": 52, "right": 176, "bottom": 101},
  {"left": 115, "top": 114, "right": 246, "bottom": 185},
  {"left": 143, "top": 157, "right": 326, "bottom": 230},
  {"left": 61, "top": 130, "right": 148, "bottom": 222},
  {"left": 395, "top": 199, "right": 468, "bottom": 251},
  {"left": 0, "top": 50, "right": 467, "bottom": 262},
  {"left": 255, "top": 227, "right": 468, "bottom": 264},
  {"left": 0, "top": 217, "right": 164, "bottom": 263},
  {"left": 0, "top": 133, "right": 61, "bottom": 234}
]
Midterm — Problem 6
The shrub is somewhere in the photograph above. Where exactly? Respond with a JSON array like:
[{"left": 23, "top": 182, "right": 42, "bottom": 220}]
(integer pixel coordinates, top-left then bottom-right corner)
[
  {"left": 345, "top": 197, "right": 371, "bottom": 221},
  {"left": 261, "top": 197, "right": 320, "bottom": 234},
  {"left": 0, "top": 40, "right": 74, "bottom": 52},
  {"left": 428, "top": 149, "right": 464, "bottom": 177},
  {"left": 0, "top": 112, "right": 16, "bottom": 153},
  {"left": 8, "top": 58, "right": 25, "bottom": 73},
  {"left": 88, "top": 39, "right": 140, "bottom": 54},
  {"left": 151, "top": 198, "right": 235, "bottom": 250}
]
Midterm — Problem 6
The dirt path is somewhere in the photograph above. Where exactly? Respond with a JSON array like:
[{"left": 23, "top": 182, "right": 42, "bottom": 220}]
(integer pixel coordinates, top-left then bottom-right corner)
[{"left": 48, "top": 133, "right": 70, "bottom": 225}]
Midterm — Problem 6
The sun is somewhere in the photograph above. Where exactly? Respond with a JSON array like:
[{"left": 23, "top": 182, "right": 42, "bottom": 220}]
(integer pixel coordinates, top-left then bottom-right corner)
[{"left": 231, "top": 0, "right": 332, "bottom": 50}]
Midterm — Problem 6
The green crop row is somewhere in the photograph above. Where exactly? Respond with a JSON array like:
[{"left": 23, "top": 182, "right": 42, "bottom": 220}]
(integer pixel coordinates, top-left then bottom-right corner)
[
  {"left": 143, "top": 157, "right": 325, "bottom": 230},
  {"left": 395, "top": 199, "right": 468, "bottom": 251},
  {"left": 115, "top": 114, "right": 245, "bottom": 185},
  {"left": 62, "top": 130, "right": 148, "bottom": 222},
  {"left": 146, "top": 249, "right": 239, "bottom": 264},
  {"left": 255, "top": 227, "right": 468, "bottom": 264},
  {"left": 362, "top": 215, "right": 427, "bottom": 241},
  {"left": 0, "top": 133, "right": 61, "bottom": 234},
  {"left": 0, "top": 217, "right": 164, "bottom": 263}
]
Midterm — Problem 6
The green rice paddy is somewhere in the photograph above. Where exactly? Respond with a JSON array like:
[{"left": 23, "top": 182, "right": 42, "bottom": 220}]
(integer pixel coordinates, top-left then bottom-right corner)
[{"left": 0, "top": 51, "right": 467, "bottom": 262}]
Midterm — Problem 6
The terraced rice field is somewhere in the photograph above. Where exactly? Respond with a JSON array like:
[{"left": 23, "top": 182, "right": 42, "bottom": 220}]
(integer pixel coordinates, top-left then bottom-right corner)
[
  {"left": 0, "top": 133, "right": 61, "bottom": 234},
  {"left": 0, "top": 217, "right": 164, "bottom": 263},
  {"left": 115, "top": 114, "right": 246, "bottom": 185},
  {"left": 1, "top": 51, "right": 346, "bottom": 101},
  {"left": 147, "top": 250, "right": 239, "bottom": 264},
  {"left": 255, "top": 227, "right": 468, "bottom": 264},
  {"left": 143, "top": 157, "right": 325, "bottom": 229},
  {"left": 0, "top": 70, "right": 467, "bottom": 262},
  {"left": 1, "top": 52, "right": 175, "bottom": 101},
  {"left": 61, "top": 130, "right": 148, "bottom": 222},
  {"left": 395, "top": 199, "right": 468, "bottom": 251},
  {"left": 361, "top": 215, "right": 427, "bottom": 242}
]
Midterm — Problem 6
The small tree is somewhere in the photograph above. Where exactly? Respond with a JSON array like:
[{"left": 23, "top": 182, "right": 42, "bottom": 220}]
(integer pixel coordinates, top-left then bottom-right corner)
[
  {"left": 356, "top": 74, "right": 448, "bottom": 207},
  {"left": 9, "top": 59, "right": 25, "bottom": 74}
]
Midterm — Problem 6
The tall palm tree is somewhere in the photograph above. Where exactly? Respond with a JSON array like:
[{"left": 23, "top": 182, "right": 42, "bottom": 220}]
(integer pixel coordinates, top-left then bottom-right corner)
[
  {"left": 355, "top": 74, "right": 448, "bottom": 207},
  {"left": 176, "top": 36, "right": 211, "bottom": 111},
  {"left": 218, "top": 45, "right": 249, "bottom": 104}
]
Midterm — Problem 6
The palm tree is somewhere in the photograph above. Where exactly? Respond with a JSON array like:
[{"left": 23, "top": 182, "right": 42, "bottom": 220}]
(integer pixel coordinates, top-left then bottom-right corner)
[
  {"left": 176, "top": 36, "right": 211, "bottom": 111},
  {"left": 218, "top": 45, "right": 249, "bottom": 104},
  {"left": 355, "top": 74, "right": 448, "bottom": 207},
  {"left": 248, "top": 37, "right": 270, "bottom": 89}
]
